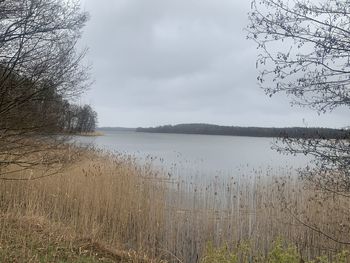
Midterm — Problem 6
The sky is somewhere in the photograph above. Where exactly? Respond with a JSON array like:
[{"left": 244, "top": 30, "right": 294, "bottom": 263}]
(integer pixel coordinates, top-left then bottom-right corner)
[{"left": 79, "top": 0, "right": 348, "bottom": 128}]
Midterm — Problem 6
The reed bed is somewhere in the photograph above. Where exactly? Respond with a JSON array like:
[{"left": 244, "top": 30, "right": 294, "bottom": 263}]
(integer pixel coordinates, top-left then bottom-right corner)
[
  {"left": 0, "top": 148, "right": 349, "bottom": 262},
  {"left": 0, "top": 149, "right": 167, "bottom": 261},
  {"left": 163, "top": 167, "right": 350, "bottom": 261}
]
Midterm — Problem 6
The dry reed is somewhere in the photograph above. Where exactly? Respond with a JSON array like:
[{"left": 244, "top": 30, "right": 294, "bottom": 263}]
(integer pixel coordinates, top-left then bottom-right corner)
[{"left": 0, "top": 148, "right": 349, "bottom": 262}]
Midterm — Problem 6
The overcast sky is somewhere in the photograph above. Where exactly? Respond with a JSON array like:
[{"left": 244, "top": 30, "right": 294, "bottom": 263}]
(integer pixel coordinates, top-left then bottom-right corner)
[{"left": 79, "top": 0, "right": 348, "bottom": 128}]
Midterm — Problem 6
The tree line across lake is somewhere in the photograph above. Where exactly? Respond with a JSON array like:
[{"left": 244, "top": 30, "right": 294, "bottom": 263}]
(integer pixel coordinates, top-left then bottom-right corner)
[{"left": 136, "top": 123, "right": 348, "bottom": 139}]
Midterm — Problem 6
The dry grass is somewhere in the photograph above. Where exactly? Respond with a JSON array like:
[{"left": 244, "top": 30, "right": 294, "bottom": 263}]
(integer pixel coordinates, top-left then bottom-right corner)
[
  {"left": 0, "top": 149, "right": 167, "bottom": 262},
  {"left": 0, "top": 213, "right": 139, "bottom": 262},
  {"left": 0, "top": 148, "right": 349, "bottom": 262},
  {"left": 161, "top": 168, "right": 350, "bottom": 261}
]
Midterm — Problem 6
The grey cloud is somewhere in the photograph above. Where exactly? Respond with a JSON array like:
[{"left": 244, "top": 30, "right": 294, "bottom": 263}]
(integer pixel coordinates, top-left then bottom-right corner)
[{"left": 80, "top": 0, "right": 348, "bottom": 128}]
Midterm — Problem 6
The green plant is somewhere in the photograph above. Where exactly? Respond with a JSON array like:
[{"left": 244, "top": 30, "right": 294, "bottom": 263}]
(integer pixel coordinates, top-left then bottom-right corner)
[
  {"left": 200, "top": 239, "right": 350, "bottom": 263},
  {"left": 267, "top": 239, "right": 300, "bottom": 263},
  {"left": 200, "top": 243, "right": 238, "bottom": 263}
]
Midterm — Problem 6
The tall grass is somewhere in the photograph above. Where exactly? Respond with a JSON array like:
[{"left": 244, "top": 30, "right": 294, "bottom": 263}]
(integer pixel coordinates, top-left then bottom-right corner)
[
  {"left": 0, "top": 150, "right": 167, "bottom": 260},
  {"left": 0, "top": 148, "right": 349, "bottom": 262},
  {"left": 162, "top": 166, "right": 350, "bottom": 261}
]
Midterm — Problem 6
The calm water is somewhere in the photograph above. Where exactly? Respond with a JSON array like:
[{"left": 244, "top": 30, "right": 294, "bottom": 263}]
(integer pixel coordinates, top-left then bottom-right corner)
[{"left": 76, "top": 130, "right": 310, "bottom": 182}]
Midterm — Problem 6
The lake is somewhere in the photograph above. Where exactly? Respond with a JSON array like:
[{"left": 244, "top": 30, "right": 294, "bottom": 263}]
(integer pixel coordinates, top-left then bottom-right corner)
[{"left": 76, "top": 130, "right": 310, "bottom": 183}]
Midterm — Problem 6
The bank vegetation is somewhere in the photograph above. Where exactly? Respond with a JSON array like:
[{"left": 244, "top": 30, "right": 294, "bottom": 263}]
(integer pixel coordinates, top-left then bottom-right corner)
[{"left": 0, "top": 147, "right": 349, "bottom": 262}]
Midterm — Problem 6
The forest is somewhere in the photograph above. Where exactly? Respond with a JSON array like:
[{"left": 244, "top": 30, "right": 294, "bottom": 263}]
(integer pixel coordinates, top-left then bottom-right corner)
[{"left": 137, "top": 123, "right": 348, "bottom": 139}]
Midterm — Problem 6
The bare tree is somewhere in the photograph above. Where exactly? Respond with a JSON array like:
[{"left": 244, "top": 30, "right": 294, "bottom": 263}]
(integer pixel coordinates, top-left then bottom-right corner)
[
  {"left": 247, "top": 0, "right": 350, "bottom": 245},
  {"left": 0, "top": 0, "right": 90, "bottom": 180},
  {"left": 247, "top": 0, "right": 349, "bottom": 188},
  {"left": 248, "top": 0, "right": 350, "bottom": 111},
  {"left": 62, "top": 103, "right": 98, "bottom": 133}
]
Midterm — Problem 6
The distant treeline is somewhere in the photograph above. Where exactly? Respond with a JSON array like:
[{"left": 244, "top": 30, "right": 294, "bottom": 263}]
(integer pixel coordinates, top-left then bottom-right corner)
[{"left": 136, "top": 123, "right": 348, "bottom": 139}]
